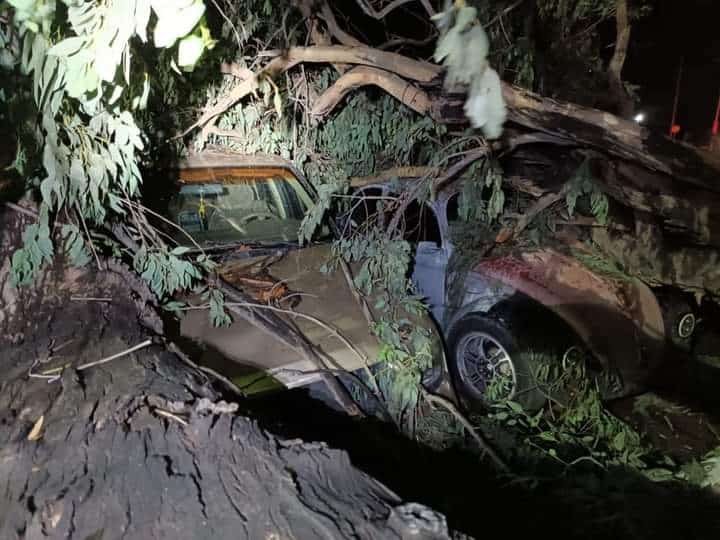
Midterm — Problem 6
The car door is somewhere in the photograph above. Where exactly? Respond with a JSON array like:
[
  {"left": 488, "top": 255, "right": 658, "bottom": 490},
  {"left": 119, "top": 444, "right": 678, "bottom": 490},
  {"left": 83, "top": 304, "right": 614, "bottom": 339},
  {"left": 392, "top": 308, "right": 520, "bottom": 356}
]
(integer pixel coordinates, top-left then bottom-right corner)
[{"left": 400, "top": 198, "right": 451, "bottom": 323}]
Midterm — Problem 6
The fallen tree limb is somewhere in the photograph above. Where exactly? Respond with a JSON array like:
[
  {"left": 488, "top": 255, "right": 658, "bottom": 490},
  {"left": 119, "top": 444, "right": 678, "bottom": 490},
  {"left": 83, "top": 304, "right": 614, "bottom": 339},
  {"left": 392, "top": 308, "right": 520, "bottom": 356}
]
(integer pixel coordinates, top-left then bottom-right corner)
[
  {"left": 353, "top": 0, "right": 436, "bottom": 19},
  {"left": 187, "top": 45, "right": 441, "bottom": 135},
  {"left": 501, "top": 83, "right": 720, "bottom": 192},
  {"left": 311, "top": 66, "right": 432, "bottom": 117},
  {"left": 495, "top": 183, "right": 572, "bottom": 243},
  {"left": 422, "top": 390, "right": 510, "bottom": 473}
]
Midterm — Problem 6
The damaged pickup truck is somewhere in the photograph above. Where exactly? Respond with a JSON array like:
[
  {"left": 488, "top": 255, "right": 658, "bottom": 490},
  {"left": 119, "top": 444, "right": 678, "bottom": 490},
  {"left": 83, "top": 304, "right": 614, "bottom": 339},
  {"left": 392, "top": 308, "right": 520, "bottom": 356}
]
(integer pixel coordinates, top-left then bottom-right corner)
[
  {"left": 345, "top": 180, "right": 699, "bottom": 410},
  {"left": 161, "top": 151, "right": 444, "bottom": 408}
]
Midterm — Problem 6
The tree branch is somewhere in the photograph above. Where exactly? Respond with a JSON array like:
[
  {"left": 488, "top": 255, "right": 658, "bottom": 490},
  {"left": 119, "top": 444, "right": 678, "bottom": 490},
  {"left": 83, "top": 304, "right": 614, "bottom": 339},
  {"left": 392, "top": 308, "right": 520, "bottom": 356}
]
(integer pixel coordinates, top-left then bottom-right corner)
[
  {"left": 187, "top": 45, "right": 441, "bottom": 135},
  {"left": 607, "top": 0, "right": 633, "bottom": 118},
  {"left": 219, "top": 281, "right": 363, "bottom": 417},
  {"left": 486, "top": 0, "right": 526, "bottom": 27},
  {"left": 495, "top": 182, "right": 572, "bottom": 243},
  {"left": 422, "top": 390, "right": 510, "bottom": 472},
  {"left": 277, "top": 45, "right": 442, "bottom": 81},
  {"left": 311, "top": 66, "right": 432, "bottom": 117},
  {"left": 319, "top": 2, "right": 365, "bottom": 47},
  {"left": 354, "top": 0, "right": 436, "bottom": 19}
]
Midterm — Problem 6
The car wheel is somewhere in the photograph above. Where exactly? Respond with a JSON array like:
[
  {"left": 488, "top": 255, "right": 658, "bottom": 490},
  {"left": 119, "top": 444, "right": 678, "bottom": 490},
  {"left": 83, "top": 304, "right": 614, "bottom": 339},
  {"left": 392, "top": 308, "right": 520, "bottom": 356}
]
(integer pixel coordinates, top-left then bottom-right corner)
[
  {"left": 447, "top": 313, "right": 546, "bottom": 412},
  {"left": 657, "top": 292, "right": 697, "bottom": 350}
]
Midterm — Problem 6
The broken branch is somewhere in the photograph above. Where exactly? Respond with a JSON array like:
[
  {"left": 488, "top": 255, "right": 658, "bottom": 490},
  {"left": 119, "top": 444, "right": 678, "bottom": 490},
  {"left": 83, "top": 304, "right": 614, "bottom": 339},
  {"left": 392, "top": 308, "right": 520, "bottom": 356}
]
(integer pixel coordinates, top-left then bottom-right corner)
[
  {"left": 353, "top": 0, "right": 436, "bottom": 19},
  {"left": 495, "top": 183, "right": 572, "bottom": 243},
  {"left": 422, "top": 390, "right": 510, "bottom": 473},
  {"left": 188, "top": 45, "right": 441, "bottom": 135},
  {"left": 311, "top": 66, "right": 432, "bottom": 117}
]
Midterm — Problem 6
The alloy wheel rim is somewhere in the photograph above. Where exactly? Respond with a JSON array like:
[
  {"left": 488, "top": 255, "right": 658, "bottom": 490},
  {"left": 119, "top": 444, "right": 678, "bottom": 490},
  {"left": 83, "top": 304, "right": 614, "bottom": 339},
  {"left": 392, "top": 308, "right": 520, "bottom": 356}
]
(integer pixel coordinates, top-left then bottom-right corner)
[
  {"left": 677, "top": 313, "right": 696, "bottom": 339},
  {"left": 456, "top": 331, "right": 517, "bottom": 400}
]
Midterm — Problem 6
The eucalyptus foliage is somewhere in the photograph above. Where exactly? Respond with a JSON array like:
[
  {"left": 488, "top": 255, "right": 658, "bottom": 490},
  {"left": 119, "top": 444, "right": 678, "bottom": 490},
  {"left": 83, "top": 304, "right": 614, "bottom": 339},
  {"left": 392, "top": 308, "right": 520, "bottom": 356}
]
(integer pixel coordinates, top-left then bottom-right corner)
[
  {"left": 2, "top": 0, "right": 215, "bottom": 298},
  {"left": 433, "top": 2, "right": 506, "bottom": 139},
  {"left": 326, "top": 228, "right": 436, "bottom": 427}
]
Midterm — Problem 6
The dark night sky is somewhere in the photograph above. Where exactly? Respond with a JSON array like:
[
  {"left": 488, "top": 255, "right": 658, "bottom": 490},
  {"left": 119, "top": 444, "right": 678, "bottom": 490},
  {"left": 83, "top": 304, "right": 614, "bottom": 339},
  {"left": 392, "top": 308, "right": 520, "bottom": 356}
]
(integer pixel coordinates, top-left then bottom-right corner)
[{"left": 625, "top": 0, "right": 720, "bottom": 139}]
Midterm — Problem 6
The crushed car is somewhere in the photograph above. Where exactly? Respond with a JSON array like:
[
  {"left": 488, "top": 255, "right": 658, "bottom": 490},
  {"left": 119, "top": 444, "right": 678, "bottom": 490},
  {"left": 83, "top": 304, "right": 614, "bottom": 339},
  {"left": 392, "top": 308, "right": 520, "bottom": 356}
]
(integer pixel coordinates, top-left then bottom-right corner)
[
  {"left": 160, "top": 151, "right": 445, "bottom": 409},
  {"left": 344, "top": 179, "right": 699, "bottom": 410}
]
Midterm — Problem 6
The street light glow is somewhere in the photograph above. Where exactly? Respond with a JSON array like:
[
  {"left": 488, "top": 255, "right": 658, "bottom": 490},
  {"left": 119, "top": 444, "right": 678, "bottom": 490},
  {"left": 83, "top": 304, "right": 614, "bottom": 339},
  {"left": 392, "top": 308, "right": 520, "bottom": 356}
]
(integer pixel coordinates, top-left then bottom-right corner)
[{"left": 634, "top": 112, "right": 646, "bottom": 124}]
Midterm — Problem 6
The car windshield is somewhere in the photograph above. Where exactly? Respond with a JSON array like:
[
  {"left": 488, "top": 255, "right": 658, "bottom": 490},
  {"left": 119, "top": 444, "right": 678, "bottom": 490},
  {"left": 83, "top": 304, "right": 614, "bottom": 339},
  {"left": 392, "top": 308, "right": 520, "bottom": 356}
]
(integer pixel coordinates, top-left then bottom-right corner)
[{"left": 168, "top": 166, "right": 319, "bottom": 246}]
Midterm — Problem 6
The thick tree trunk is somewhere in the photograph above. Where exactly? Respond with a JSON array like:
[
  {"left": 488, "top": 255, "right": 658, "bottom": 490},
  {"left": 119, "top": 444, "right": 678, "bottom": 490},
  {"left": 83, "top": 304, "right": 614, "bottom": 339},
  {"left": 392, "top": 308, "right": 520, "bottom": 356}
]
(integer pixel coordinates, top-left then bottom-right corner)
[{"left": 0, "top": 205, "right": 459, "bottom": 540}]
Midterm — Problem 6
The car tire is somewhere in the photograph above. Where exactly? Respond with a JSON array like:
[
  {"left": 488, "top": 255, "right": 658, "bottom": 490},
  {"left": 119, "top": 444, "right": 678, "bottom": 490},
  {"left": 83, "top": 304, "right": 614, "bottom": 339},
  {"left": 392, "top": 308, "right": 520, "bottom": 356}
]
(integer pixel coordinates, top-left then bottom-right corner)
[
  {"left": 657, "top": 292, "right": 697, "bottom": 351},
  {"left": 447, "top": 313, "right": 547, "bottom": 412}
]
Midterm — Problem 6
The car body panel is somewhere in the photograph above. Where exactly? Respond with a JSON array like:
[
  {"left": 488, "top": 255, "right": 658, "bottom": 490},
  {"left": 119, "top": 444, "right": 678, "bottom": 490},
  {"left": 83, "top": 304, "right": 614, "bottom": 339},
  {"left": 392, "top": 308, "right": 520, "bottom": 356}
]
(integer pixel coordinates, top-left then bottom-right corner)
[
  {"left": 180, "top": 243, "right": 381, "bottom": 388},
  {"left": 463, "top": 250, "right": 666, "bottom": 380}
]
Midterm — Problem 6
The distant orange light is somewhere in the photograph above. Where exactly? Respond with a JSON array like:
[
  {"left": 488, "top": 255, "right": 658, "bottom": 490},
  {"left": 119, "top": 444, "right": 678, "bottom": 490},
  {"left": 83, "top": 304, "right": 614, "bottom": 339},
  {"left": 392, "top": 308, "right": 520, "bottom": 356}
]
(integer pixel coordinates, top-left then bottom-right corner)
[{"left": 671, "top": 124, "right": 681, "bottom": 136}]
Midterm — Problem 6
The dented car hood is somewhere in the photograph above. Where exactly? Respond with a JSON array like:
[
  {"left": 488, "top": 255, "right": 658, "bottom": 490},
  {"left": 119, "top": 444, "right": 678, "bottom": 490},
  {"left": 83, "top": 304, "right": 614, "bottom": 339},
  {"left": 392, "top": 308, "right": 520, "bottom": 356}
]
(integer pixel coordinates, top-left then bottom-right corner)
[{"left": 179, "top": 243, "right": 381, "bottom": 388}]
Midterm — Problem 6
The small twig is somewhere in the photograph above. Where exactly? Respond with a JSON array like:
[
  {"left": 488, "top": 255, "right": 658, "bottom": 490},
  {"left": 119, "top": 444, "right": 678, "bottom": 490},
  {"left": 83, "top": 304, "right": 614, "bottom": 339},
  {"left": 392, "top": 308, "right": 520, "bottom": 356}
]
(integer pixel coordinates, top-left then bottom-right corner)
[
  {"left": 154, "top": 409, "right": 189, "bottom": 426},
  {"left": 354, "top": 0, "right": 434, "bottom": 19},
  {"left": 422, "top": 390, "right": 510, "bottom": 472},
  {"left": 70, "top": 296, "right": 112, "bottom": 302},
  {"left": 76, "top": 339, "right": 153, "bottom": 371},
  {"left": 486, "top": 0, "right": 526, "bottom": 27},
  {"left": 28, "top": 357, "right": 62, "bottom": 383},
  {"left": 565, "top": 455, "right": 606, "bottom": 469},
  {"left": 495, "top": 182, "right": 572, "bottom": 243},
  {"left": 76, "top": 207, "right": 103, "bottom": 271},
  {"left": 167, "top": 341, "right": 245, "bottom": 398},
  {"left": 4, "top": 201, "right": 39, "bottom": 219},
  {"left": 210, "top": 0, "right": 244, "bottom": 48},
  {"left": 120, "top": 199, "right": 206, "bottom": 256},
  {"left": 35, "top": 339, "right": 153, "bottom": 380}
]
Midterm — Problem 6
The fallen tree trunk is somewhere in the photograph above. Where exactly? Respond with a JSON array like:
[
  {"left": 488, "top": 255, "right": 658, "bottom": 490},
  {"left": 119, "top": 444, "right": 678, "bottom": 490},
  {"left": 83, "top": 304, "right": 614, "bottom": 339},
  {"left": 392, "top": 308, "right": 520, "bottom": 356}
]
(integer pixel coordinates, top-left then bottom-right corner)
[
  {"left": 500, "top": 84, "right": 720, "bottom": 191},
  {"left": 493, "top": 84, "right": 720, "bottom": 247},
  {"left": 0, "top": 206, "right": 460, "bottom": 540}
]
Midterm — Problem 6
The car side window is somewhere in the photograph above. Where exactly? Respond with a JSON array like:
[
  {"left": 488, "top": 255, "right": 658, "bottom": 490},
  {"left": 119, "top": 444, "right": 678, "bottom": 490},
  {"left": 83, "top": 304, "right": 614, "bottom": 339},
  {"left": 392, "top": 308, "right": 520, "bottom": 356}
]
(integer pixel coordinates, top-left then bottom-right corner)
[
  {"left": 446, "top": 193, "right": 460, "bottom": 224},
  {"left": 401, "top": 200, "right": 441, "bottom": 246}
]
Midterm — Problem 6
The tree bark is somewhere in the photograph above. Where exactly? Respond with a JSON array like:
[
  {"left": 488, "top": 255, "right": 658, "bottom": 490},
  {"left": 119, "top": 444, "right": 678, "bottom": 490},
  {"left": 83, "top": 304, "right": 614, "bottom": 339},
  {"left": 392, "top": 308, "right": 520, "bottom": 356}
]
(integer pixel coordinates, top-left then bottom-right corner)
[
  {"left": 311, "top": 66, "right": 432, "bottom": 117},
  {"left": 189, "top": 45, "right": 441, "bottom": 134},
  {"left": 0, "top": 206, "right": 460, "bottom": 540},
  {"left": 500, "top": 83, "right": 720, "bottom": 191}
]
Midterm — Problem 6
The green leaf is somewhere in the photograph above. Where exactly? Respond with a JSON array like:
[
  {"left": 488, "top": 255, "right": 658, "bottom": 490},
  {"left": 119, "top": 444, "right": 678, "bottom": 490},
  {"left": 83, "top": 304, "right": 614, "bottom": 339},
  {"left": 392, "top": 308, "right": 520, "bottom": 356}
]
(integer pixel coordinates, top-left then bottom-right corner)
[
  {"left": 48, "top": 37, "right": 86, "bottom": 57},
  {"left": 163, "top": 301, "right": 186, "bottom": 313},
  {"left": 171, "top": 246, "right": 191, "bottom": 256},
  {"left": 506, "top": 400, "right": 524, "bottom": 414},
  {"left": 177, "top": 35, "right": 204, "bottom": 68},
  {"left": 153, "top": 1, "right": 205, "bottom": 48}
]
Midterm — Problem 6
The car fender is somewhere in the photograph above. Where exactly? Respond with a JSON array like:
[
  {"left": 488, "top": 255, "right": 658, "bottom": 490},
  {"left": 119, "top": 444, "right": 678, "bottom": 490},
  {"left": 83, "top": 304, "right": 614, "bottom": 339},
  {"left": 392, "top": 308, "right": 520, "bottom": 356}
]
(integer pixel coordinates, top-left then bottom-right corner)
[{"left": 449, "top": 249, "right": 666, "bottom": 384}]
